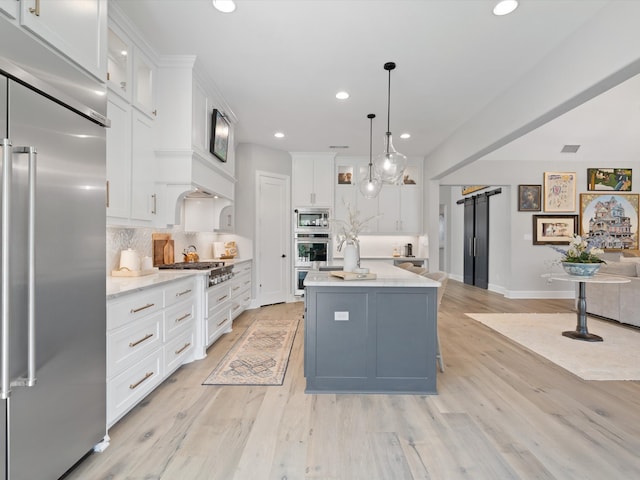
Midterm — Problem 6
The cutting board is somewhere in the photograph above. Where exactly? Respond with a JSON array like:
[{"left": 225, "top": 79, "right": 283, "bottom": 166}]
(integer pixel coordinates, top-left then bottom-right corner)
[
  {"left": 329, "top": 271, "right": 377, "bottom": 281},
  {"left": 153, "top": 239, "right": 174, "bottom": 266}
]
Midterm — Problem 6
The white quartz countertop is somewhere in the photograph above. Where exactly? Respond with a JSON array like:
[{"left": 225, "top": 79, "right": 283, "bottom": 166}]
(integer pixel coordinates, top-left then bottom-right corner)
[
  {"left": 304, "top": 261, "right": 440, "bottom": 288},
  {"left": 107, "top": 270, "right": 202, "bottom": 299}
]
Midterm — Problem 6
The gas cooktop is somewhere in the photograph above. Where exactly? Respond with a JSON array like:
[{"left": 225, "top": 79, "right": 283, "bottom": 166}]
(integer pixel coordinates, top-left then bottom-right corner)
[{"left": 158, "top": 261, "right": 225, "bottom": 270}]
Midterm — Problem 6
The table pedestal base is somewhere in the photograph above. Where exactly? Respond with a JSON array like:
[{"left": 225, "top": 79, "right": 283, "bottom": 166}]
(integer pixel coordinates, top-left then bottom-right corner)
[{"left": 562, "top": 330, "right": 603, "bottom": 342}]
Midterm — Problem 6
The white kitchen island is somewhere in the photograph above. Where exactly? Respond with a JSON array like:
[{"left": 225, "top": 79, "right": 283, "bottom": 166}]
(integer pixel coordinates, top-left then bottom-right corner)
[{"left": 303, "top": 261, "right": 441, "bottom": 394}]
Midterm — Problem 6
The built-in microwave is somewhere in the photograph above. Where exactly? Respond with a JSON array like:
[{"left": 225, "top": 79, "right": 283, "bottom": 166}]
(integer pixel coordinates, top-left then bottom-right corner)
[{"left": 294, "top": 208, "right": 330, "bottom": 232}]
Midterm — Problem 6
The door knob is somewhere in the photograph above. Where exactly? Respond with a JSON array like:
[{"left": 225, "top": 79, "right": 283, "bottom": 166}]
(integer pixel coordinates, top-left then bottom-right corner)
[{"left": 282, "top": 254, "right": 286, "bottom": 258}]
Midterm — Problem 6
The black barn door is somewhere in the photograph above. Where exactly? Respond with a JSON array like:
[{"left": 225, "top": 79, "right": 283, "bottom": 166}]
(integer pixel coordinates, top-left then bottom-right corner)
[{"left": 461, "top": 189, "right": 499, "bottom": 289}]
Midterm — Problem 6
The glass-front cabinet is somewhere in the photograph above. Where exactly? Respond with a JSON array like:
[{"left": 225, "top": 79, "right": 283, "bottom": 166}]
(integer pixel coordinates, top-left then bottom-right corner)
[{"left": 107, "top": 25, "right": 131, "bottom": 100}]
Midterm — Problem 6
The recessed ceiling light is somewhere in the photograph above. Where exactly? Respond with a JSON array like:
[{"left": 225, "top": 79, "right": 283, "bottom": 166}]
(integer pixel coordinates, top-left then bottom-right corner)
[
  {"left": 493, "top": 0, "right": 518, "bottom": 16},
  {"left": 212, "top": 0, "right": 236, "bottom": 13},
  {"left": 274, "top": 132, "right": 285, "bottom": 138},
  {"left": 400, "top": 133, "right": 411, "bottom": 139},
  {"left": 335, "top": 91, "right": 350, "bottom": 100}
]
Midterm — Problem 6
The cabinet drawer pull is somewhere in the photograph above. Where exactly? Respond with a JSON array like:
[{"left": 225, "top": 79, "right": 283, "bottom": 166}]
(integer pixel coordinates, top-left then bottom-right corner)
[
  {"left": 232, "top": 286, "right": 240, "bottom": 292},
  {"left": 217, "top": 294, "right": 228, "bottom": 302},
  {"left": 243, "top": 296, "right": 250, "bottom": 302},
  {"left": 129, "top": 371, "right": 154, "bottom": 390},
  {"left": 216, "top": 317, "right": 228, "bottom": 327},
  {"left": 232, "top": 304, "right": 240, "bottom": 312},
  {"left": 129, "top": 333, "right": 154, "bottom": 348},
  {"left": 176, "top": 289, "right": 192, "bottom": 297},
  {"left": 130, "top": 303, "right": 155, "bottom": 314},
  {"left": 28, "top": 0, "right": 40, "bottom": 16},
  {"left": 175, "top": 342, "right": 191, "bottom": 355},
  {"left": 243, "top": 280, "right": 250, "bottom": 286},
  {"left": 175, "top": 313, "right": 191, "bottom": 323}
]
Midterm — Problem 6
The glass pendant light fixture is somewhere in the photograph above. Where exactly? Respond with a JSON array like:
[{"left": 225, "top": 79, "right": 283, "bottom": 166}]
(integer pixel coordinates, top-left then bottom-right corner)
[
  {"left": 358, "top": 113, "right": 382, "bottom": 199},
  {"left": 373, "top": 62, "right": 407, "bottom": 185}
]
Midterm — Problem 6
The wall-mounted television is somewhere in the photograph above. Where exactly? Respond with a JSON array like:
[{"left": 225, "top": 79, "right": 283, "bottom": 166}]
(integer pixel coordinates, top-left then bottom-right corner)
[{"left": 210, "top": 109, "right": 229, "bottom": 162}]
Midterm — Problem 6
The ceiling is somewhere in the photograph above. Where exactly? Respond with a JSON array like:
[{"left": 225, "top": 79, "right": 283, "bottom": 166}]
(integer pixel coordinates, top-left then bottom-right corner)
[{"left": 113, "top": 0, "right": 638, "bottom": 165}]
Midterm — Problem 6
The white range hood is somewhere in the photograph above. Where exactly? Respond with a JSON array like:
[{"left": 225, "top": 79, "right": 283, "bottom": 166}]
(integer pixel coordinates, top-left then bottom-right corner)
[{"left": 155, "top": 149, "right": 235, "bottom": 226}]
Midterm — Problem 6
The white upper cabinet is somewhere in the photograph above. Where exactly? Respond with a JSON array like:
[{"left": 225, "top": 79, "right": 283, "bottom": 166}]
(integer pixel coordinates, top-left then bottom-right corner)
[
  {"left": 107, "top": 23, "right": 132, "bottom": 101},
  {"left": 106, "top": 94, "right": 132, "bottom": 221},
  {"left": 334, "top": 157, "right": 422, "bottom": 234},
  {"left": 292, "top": 153, "right": 335, "bottom": 208},
  {"left": 133, "top": 46, "right": 157, "bottom": 119},
  {"left": 19, "top": 0, "right": 107, "bottom": 80},
  {"left": 0, "top": 0, "right": 19, "bottom": 19}
]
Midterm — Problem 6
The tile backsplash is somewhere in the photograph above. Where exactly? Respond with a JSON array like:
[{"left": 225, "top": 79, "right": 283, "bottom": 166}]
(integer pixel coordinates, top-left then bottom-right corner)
[{"left": 107, "top": 226, "right": 251, "bottom": 272}]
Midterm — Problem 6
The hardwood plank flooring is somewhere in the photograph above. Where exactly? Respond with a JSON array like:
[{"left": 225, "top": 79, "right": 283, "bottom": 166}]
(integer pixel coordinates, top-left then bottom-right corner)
[{"left": 65, "top": 281, "right": 640, "bottom": 480}]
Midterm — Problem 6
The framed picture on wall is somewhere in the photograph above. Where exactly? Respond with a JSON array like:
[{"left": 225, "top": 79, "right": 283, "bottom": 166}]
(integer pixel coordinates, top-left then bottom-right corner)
[
  {"left": 337, "top": 165, "right": 354, "bottom": 185},
  {"left": 579, "top": 193, "right": 640, "bottom": 250},
  {"left": 518, "top": 184, "right": 541, "bottom": 211},
  {"left": 209, "top": 109, "right": 230, "bottom": 162},
  {"left": 587, "top": 168, "right": 632, "bottom": 191},
  {"left": 532, "top": 214, "right": 578, "bottom": 245},
  {"left": 543, "top": 172, "right": 576, "bottom": 212}
]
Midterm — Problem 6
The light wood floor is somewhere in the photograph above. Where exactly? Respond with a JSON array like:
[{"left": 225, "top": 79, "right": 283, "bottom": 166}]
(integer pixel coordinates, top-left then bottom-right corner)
[{"left": 65, "top": 280, "right": 640, "bottom": 480}]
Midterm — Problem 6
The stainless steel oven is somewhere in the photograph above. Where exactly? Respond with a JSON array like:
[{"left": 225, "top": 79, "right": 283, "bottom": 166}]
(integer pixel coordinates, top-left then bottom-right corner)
[
  {"left": 294, "top": 207, "right": 330, "bottom": 232},
  {"left": 294, "top": 232, "right": 331, "bottom": 295}
]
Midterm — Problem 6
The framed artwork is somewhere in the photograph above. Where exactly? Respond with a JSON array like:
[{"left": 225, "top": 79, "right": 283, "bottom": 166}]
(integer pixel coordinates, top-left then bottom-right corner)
[
  {"left": 518, "top": 184, "right": 541, "bottom": 211},
  {"left": 587, "top": 168, "right": 632, "bottom": 191},
  {"left": 543, "top": 172, "right": 576, "bottom": 212},
  {"left": 532, "top": 214, "right": 579, "bottom": 245},
  {"left": 337, "top": 165, "right": 354, "bottom": 185},
  {"left": 209, "top": 109, "right": 230, "bottom": 162},
  {"left": 580, "top": 193, "right": 640, "bottom": 250},
  {"left": 402, "top": 165, "right": 418, "bottom": 185},
  {"left": 462, "top": 185, "right": 488, "bottom": 195}
]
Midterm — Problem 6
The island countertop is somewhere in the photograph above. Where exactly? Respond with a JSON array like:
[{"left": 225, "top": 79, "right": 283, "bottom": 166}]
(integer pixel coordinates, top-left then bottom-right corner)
[{"left": 304, "top": 261, "right": 440, "bottom": 288}]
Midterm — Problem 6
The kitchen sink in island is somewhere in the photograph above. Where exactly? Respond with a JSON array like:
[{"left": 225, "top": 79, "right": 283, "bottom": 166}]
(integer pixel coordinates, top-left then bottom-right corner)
[{"left": 303, "top": 261, "right": 441, "bottom": 394}]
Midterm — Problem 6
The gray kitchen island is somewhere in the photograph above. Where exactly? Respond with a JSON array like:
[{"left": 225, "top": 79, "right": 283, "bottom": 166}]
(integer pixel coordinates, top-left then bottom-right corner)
[{"left": 303, "top": 261, "right": 441, "bottom": 394}]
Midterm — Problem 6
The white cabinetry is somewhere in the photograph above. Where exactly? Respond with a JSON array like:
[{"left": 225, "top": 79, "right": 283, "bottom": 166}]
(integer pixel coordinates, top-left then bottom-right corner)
[
  {"left": 205, "top": 282, "right": 232, "bottom": 348},
  {"left": 154, "top": 57, "right": 236, "bottom": 226},
  {"left": 106, "top": 94, "right": 131, "bottom": 220},
  {"left": 230, "top": 261, "right": 252, "bottom": 320},
  {"left": 107, "top": 22, "right": 132, "bottom": 101},
  {"left": 12, "top": 0, "right": 107, "bottom": 79},
  {"left": 106, "top": 14, "right": 160, "bottom": 226},
  {"left": 334, "top": 157, "right": 422, "bottom": 234},
  {"left": 0, "top": 0, "right": 18, "bottom": 19},
  {"left": 106, "top": 277, "right": 197, "bottom": 427},
  {"left": 377, "top": 183, "right": 422, "bottom": 234},
  {"left": 132, "top": 46, "right": 157, "bottom": 119},
  {"left": 292, "top": 153, "right": 335, "bottom": 207}
]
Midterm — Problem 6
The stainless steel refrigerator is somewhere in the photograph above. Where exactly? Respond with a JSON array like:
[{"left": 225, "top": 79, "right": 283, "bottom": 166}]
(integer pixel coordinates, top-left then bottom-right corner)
[{"left": 1, "top": 54, "right": 107, "bottom": 479}]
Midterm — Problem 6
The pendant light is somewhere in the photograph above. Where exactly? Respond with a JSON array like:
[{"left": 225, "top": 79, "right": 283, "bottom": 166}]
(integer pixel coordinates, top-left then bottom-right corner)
[
  {"left": 373, "top": 62, "right": 407, "bottom": 185},
  {"left": 358, "top": 113, "right": 382, "bottom": 199}
]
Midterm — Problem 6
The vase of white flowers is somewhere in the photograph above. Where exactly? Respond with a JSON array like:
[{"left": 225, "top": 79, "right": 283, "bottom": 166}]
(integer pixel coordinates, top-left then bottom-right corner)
[
  {"left": 551, "top": 234, "right": 605, "bottom": 277},
  {"left": 333, "top": 202, "right": 378, "bottom": 272}
]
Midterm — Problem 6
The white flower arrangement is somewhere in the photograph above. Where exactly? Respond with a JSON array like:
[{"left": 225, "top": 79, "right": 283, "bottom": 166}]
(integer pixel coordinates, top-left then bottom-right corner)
[
  {"left": 332, "top": 201, "right": 378, "bottom": 252},
  {"left": 550, "top": 234, "right": 605, "bottom": 264}
]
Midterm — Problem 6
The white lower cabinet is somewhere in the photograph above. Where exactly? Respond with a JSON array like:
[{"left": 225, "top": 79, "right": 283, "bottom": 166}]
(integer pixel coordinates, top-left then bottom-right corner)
[
  {"left": 107, "top": 277, "right": 196, "bottom": 427},
  {"left": 230, "top": 261, "right": 252, "bottom": 319},
  {"left": 205, "top": 283, "right": 232, "bottom": 347}
]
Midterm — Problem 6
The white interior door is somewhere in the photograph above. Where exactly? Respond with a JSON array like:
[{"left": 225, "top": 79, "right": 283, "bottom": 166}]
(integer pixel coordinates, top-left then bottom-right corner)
[{"left": 256, "top": 172, "right": 290, "bottom": 305}]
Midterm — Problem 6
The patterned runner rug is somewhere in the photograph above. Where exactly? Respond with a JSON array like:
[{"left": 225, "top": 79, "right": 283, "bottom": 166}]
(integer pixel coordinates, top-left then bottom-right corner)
[
  {"left": 203, "top": 315, "right": 300, "bottom": 386},
  {"left": 466, "top": 313, "right": 640, "bottom": 381}
]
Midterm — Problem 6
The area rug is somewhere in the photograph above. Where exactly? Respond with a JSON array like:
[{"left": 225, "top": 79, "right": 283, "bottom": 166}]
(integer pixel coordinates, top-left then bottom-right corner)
[
  {"left": 466, "top": 313, "right": 640, "bottom": 381},
  {"left": 203, "top": 316, "right": 300, "bottom": 386}
]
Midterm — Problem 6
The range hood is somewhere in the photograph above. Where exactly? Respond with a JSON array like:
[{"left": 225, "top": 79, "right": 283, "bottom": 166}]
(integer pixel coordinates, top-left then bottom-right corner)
[{"left": 155, "top": 149, "right": 235, "bottom": 226}]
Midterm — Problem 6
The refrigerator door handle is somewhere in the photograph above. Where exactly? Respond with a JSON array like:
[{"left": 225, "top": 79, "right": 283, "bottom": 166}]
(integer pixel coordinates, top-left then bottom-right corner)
[
  {"left": 1, "top": 138, "right": 12, "bottom": 399},
  {"left": 10, "top": 146, "right": 38, "bottom": 389}
]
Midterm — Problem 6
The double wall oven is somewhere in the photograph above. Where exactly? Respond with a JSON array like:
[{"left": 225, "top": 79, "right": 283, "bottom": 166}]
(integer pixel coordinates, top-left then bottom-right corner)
[{"left": 294, "top": 208, "right": 332, "bottom": 295}]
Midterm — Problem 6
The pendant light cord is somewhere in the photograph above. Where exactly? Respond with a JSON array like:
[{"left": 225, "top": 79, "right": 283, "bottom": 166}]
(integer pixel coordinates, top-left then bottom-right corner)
[
  {"left": 383, "top": 62, "right": 396, "bottom": 154},
  {"left": 368, "top": 113, "right": 375, "bottom": 182}
]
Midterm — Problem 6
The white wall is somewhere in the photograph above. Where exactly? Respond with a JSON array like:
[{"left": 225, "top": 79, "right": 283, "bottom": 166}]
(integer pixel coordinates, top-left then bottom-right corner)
[{"left": 440, "top": 159, "right": 640, "bottom": 298}]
